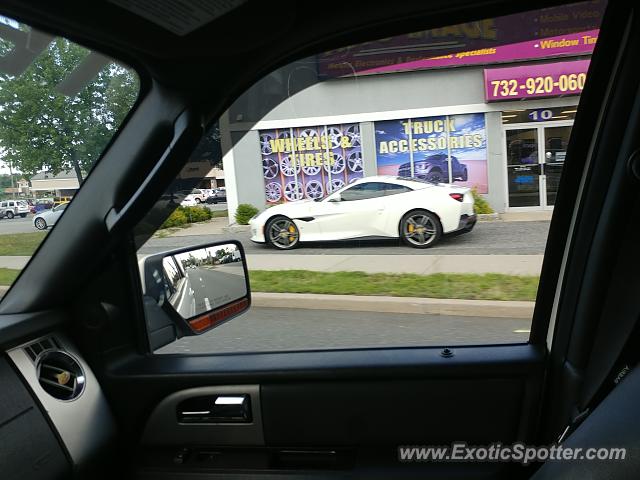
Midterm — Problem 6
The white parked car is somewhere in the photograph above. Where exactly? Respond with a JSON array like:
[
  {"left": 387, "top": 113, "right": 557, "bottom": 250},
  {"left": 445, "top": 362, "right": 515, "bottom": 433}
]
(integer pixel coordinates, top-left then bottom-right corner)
[
  {"left": 33, "top": 202, "right": 69, "bottom": 230},
  {"left": 178, "top": 189, "right": 206, "bottom": 203},
  {"left": 249, "top": 176, "right": 476, "bottom": 249},
  {"left": 180, "top": 195, "right": 199, "bottom": 207}
]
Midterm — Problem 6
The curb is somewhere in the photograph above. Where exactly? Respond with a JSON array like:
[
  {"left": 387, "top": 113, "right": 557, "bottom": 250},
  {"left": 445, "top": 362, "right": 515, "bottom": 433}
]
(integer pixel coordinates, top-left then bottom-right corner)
[
  {"left": 251, "top": 292, "right": 534, "bottom": 319},
  {"left": 222, "top": 224, "right": 251, "bottom": 233},
  {"left": 477, "top": 213, "right": 500, "bottom": 222}
]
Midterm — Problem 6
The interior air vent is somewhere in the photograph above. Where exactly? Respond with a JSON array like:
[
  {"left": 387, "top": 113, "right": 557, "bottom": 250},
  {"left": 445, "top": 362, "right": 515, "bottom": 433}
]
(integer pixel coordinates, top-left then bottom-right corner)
[
  {"left": 36, "top": 351, "right": 85, "bottom": 401},
  {"left": 24, "top": 336, "right": 60, "bottom": 362}
]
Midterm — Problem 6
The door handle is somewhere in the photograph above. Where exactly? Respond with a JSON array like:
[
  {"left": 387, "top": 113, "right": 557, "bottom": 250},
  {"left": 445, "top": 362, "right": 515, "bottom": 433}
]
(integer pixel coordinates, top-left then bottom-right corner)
[{"left": 177, "top": 394, "right": 252, "bottom": 423}]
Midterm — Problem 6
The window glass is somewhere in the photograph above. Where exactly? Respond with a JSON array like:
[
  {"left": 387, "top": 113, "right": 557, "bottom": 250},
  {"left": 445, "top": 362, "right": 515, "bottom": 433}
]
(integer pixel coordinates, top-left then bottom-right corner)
[
  {"left": 0, "top": 15, "right": 139, "bottom": 295},
  {"left": 136, "top": 1, "right": 606, "bottom": 354},
  {"left": 341, "top": 182, "right": 387, "bottom": 201},
  {"left": 384, "top": 184, "right": 413, "bottom": 195}
]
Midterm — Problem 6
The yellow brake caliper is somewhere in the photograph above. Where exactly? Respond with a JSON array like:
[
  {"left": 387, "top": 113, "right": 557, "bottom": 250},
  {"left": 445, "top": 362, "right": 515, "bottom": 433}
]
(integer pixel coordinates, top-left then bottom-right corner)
[
  {"left": 408, "top": 223, "right": 415, "bottom": 234},
  {"left": 288, "top": 225, "right": 296, "bottom": 242}
]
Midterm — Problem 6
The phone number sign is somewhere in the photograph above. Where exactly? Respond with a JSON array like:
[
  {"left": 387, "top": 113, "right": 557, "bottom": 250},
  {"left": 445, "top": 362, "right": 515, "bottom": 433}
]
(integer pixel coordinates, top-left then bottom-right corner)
[{"left": 484, "top": 59, "right": 590, "bottom": 102}]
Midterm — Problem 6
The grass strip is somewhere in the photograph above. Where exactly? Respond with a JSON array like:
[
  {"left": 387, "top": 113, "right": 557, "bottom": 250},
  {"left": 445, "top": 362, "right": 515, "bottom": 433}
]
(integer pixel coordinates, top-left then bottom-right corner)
[
  {"left": 0, "top": 268, "right": 21, "bottom": 286},
  {"left": 0, "top": 232, "right": 47, "bottom": 256},
  {"left": 249, "top": 270, "right": 539, "bottom": 302}
]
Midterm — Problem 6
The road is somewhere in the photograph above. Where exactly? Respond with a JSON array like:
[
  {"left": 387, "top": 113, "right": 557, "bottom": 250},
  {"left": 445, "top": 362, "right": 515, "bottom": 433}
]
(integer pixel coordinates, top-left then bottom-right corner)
[
  {"left": 141, "top": 220, "right": 550, "bottom": 256},
  {"left": 0, "top": 215, "right": 35, "bottom": 234},
  {"left": 172, "top": 264, "right": 246, "bottom": 318},
  {"left": 0, "top": 202, "right": 227, "bottom": 235},
  {"left": 156, "top": 307, "right": 531, "bottom": 354}
]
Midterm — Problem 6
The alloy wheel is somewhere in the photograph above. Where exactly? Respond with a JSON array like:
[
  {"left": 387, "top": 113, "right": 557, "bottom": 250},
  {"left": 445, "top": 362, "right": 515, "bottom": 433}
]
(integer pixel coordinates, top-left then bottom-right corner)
[
  {"left": 403, "top": 213, "right": 438, "bottom": 246},
  {"left": 268, "top": 218, "right": 299, "bottom": 249}
]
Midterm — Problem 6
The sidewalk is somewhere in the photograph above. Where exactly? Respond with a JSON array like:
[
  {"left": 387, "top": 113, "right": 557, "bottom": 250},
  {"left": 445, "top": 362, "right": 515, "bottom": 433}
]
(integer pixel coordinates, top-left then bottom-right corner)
[
  {"left": 158, "top": 216, "right": 229, "bottom": 237},
  {"left": 0, "top": 253, "right": 543, "bottom": 275},
  {"left": 246, "top": 254, "right": 543, "bottom": 276},
  {"left": 0, "top": 256, "right": 30, "bottom": 269}
]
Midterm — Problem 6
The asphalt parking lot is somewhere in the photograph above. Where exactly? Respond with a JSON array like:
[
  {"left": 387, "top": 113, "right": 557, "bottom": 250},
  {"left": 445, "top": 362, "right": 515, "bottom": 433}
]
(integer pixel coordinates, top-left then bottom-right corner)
[{"left": 141, "top": 220, "right": 550, "bottom": 256}]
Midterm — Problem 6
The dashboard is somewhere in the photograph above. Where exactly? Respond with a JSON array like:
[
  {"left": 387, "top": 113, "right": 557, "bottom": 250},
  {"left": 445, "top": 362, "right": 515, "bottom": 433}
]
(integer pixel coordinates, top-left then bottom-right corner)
[{"left": 2, "top": 333, "right": 115, "bottom": 479}]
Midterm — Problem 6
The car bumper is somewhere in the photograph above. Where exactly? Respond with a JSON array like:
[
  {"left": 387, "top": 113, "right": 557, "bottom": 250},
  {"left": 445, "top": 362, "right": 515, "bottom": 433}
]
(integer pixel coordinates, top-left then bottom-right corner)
[
  {"left": 249, "top": 221, "right": 266, "bottom": 243},
  {"left": 457, "top": 213, "right": 477, "bottom": 231}
]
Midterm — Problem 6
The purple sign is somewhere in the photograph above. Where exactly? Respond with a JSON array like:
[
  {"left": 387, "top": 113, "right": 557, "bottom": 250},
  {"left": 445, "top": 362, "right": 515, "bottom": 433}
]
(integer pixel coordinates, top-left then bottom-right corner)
[
  {"left": 357, "top": 30, "right": 597, "bottom": 76},
  {"left": 259, "top": 124, "right": 363, "bottom": 204},
  {"left": 484, "top": 59, "right": 590, "bottom": 102},
  {"left": 319, "top": 1, "right": 605, "bottom": 77}
]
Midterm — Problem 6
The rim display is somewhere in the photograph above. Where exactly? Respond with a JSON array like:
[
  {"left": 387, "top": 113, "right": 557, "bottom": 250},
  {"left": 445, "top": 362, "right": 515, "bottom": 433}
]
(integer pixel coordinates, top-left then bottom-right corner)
[
  {"left": 344, "top": 124, "right": 361, "bottom": 147},
  {"left": 327, "top": 178, "right": 345, "bottom": 193},
  {"left": 277, "top": 130, "right": 291, "bottom": 152},
  {"left": 326, "top": 126, "right": 343, "bottom": 149},
  {"left": 263, "top": 157, "right": 279, "bottom": 179},
  {"left": 260, "top": 133, "right": 275, "bottom": 155},
  {"left": 347, "top": 151, "right": 363, "bottom": 172},
  {"left": 280, "top": 155, "right": 301, "bottom": 177},
  {"left": 305, "top": 180, "right": 324, "bottom": 199},
  {"left": 265, "top": 182, "right": 283, "bottom": 202},
  {"left": 268, "top": 218, "right": 299, "bottom": 249},
  {"left": 283, "top": 181, "right": 304, "bottom": 201},
  {"left": 302, "top": 164, "right": 322, "bottom": 175},
  {"left": 403, "top": 213, "right": 438, "bottom": 246},
  {"left": 324, "top": 153, "right": 345, "bottom": 174},
  {"left": 35, "top": 217, "right": 47, "bottom": 230}
]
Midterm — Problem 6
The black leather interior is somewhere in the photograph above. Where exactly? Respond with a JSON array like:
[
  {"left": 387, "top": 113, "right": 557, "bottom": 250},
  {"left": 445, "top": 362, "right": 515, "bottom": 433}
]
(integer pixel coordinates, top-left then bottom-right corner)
[{"left": 532, "top": 366, "right": 640, "bottom": 479}]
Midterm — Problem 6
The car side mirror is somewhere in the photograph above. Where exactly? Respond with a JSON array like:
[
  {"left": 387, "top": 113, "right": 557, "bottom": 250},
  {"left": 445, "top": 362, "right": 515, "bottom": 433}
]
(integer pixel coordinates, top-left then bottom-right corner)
[
  {"left": 140, "top": 240, "right": 251, "bottom": 337},
  {"left": 328, "top": 194, "right": 341, "bottom": 202}
]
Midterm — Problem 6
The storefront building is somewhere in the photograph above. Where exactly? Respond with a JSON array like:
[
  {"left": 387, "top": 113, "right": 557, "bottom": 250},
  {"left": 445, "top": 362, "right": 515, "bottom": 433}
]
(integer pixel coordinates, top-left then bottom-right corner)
[{"left": 222, "top": 2, "right": 603, "bottom": 219}]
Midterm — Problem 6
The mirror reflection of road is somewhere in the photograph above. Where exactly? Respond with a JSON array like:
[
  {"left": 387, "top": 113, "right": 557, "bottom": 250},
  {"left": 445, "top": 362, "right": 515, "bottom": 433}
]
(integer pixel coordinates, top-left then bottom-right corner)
[{"left": 173, "top": 263, "right": 246, "bottom": 319}]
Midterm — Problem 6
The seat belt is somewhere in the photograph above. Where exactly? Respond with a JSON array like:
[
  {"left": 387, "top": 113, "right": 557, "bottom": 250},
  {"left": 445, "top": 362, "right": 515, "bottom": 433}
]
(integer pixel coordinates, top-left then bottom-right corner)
[
  {"left": 558, "top": 317, "right": 640, "bottom": 443},
  {"left": 557, "top": 211, "right": 640, "bottom": 444}
]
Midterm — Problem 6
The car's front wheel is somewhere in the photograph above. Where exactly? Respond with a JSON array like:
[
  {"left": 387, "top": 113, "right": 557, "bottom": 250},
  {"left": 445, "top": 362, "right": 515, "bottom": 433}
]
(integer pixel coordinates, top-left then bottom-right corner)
[
  {"left": 5, "top": 211, "right": 14, "bottom": 219},
  {"left": 426, "top": 170, "right": 444, "bottom": 183},
  {"left": 266, "top": 216, "right": 300, "bottom": 250},
  {"left": 195, "top": 198, "right": 201, "bottom": 204},
  {"left": 400, "top": 210, "right": 442, "bottom": 248},
  {"left": 34, "top": 217, "right": 47, "bottom": 230}
]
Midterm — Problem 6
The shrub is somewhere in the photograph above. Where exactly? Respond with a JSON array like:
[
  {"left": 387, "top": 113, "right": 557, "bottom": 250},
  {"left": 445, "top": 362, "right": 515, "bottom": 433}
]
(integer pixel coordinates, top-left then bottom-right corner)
[
  {"left": 235, "top": 203, "right": 259, "bottom": 225},
  {"left": 160, "top": 206, "right": 212, "bottom": 229},
  {"left": 471, "top": 187, "right": 494, "bottom": 214},
  {"left": 181, "top": 206, "right": 212, "bottom": 223}
]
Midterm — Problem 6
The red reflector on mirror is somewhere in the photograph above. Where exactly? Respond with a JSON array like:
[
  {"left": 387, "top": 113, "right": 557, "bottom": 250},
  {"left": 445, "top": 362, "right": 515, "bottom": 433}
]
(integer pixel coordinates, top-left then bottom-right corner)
[
  {"left": 189, "top": 298, "right": 250, "bottom": 333},
  {"left": 449, "top": 193, "right": 464, "bottom": 202}
]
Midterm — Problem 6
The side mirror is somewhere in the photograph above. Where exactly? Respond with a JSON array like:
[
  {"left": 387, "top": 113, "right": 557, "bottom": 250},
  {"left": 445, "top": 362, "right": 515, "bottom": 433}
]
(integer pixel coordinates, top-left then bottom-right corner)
[
  {"left": 328, "top": 194, "right": 341, "bottom": 202},
  {"left": 140, "top": 240, "right": 250, "bottom": 337}
]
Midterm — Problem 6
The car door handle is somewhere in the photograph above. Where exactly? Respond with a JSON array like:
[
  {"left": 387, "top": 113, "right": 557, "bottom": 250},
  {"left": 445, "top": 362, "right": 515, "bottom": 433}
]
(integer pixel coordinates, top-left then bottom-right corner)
[{"left": 177, "top": 394, "right": 252, "bottom": 423}]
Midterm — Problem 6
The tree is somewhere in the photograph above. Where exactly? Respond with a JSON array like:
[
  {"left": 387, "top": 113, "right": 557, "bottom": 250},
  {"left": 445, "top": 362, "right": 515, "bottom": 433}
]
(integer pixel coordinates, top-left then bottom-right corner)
[{"left": 0, "top": 36, "right": 138, "bottom": 183}]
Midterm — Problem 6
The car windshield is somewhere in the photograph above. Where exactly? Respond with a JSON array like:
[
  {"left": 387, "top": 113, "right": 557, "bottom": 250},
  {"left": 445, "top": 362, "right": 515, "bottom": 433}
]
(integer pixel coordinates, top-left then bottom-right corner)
[{"left": 0, "top": 15, "right": 139, "bottom": 294}]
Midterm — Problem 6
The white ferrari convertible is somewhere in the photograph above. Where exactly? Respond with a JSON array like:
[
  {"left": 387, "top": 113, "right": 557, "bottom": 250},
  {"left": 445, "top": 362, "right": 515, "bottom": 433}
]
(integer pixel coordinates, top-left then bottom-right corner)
[{"left": 249, "top": 176, "right": 477, "bottom": 249}]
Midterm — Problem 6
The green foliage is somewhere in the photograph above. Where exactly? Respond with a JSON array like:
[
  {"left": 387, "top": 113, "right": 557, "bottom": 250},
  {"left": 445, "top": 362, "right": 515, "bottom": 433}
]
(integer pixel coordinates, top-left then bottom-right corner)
[
  {"left": 235, "top": 204, "right": 259, "bottom": 225},
  {"left": 0, "top": 232, "right": 47, "bottom": 256},
  {"left": 471, "top": 187, "right": 494, "bottom": 214},
  {"left": 0, "top": 268, "right": 21, "bottom": 286},
  {"left": 160, "top": 206, "right": 212, "bottom": 229},
  {"left": 0, "top": 37, "right": 139, "bottom": 181},
  {"left": 250, "top": 270, "right": 539, "bottom": 302}
]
